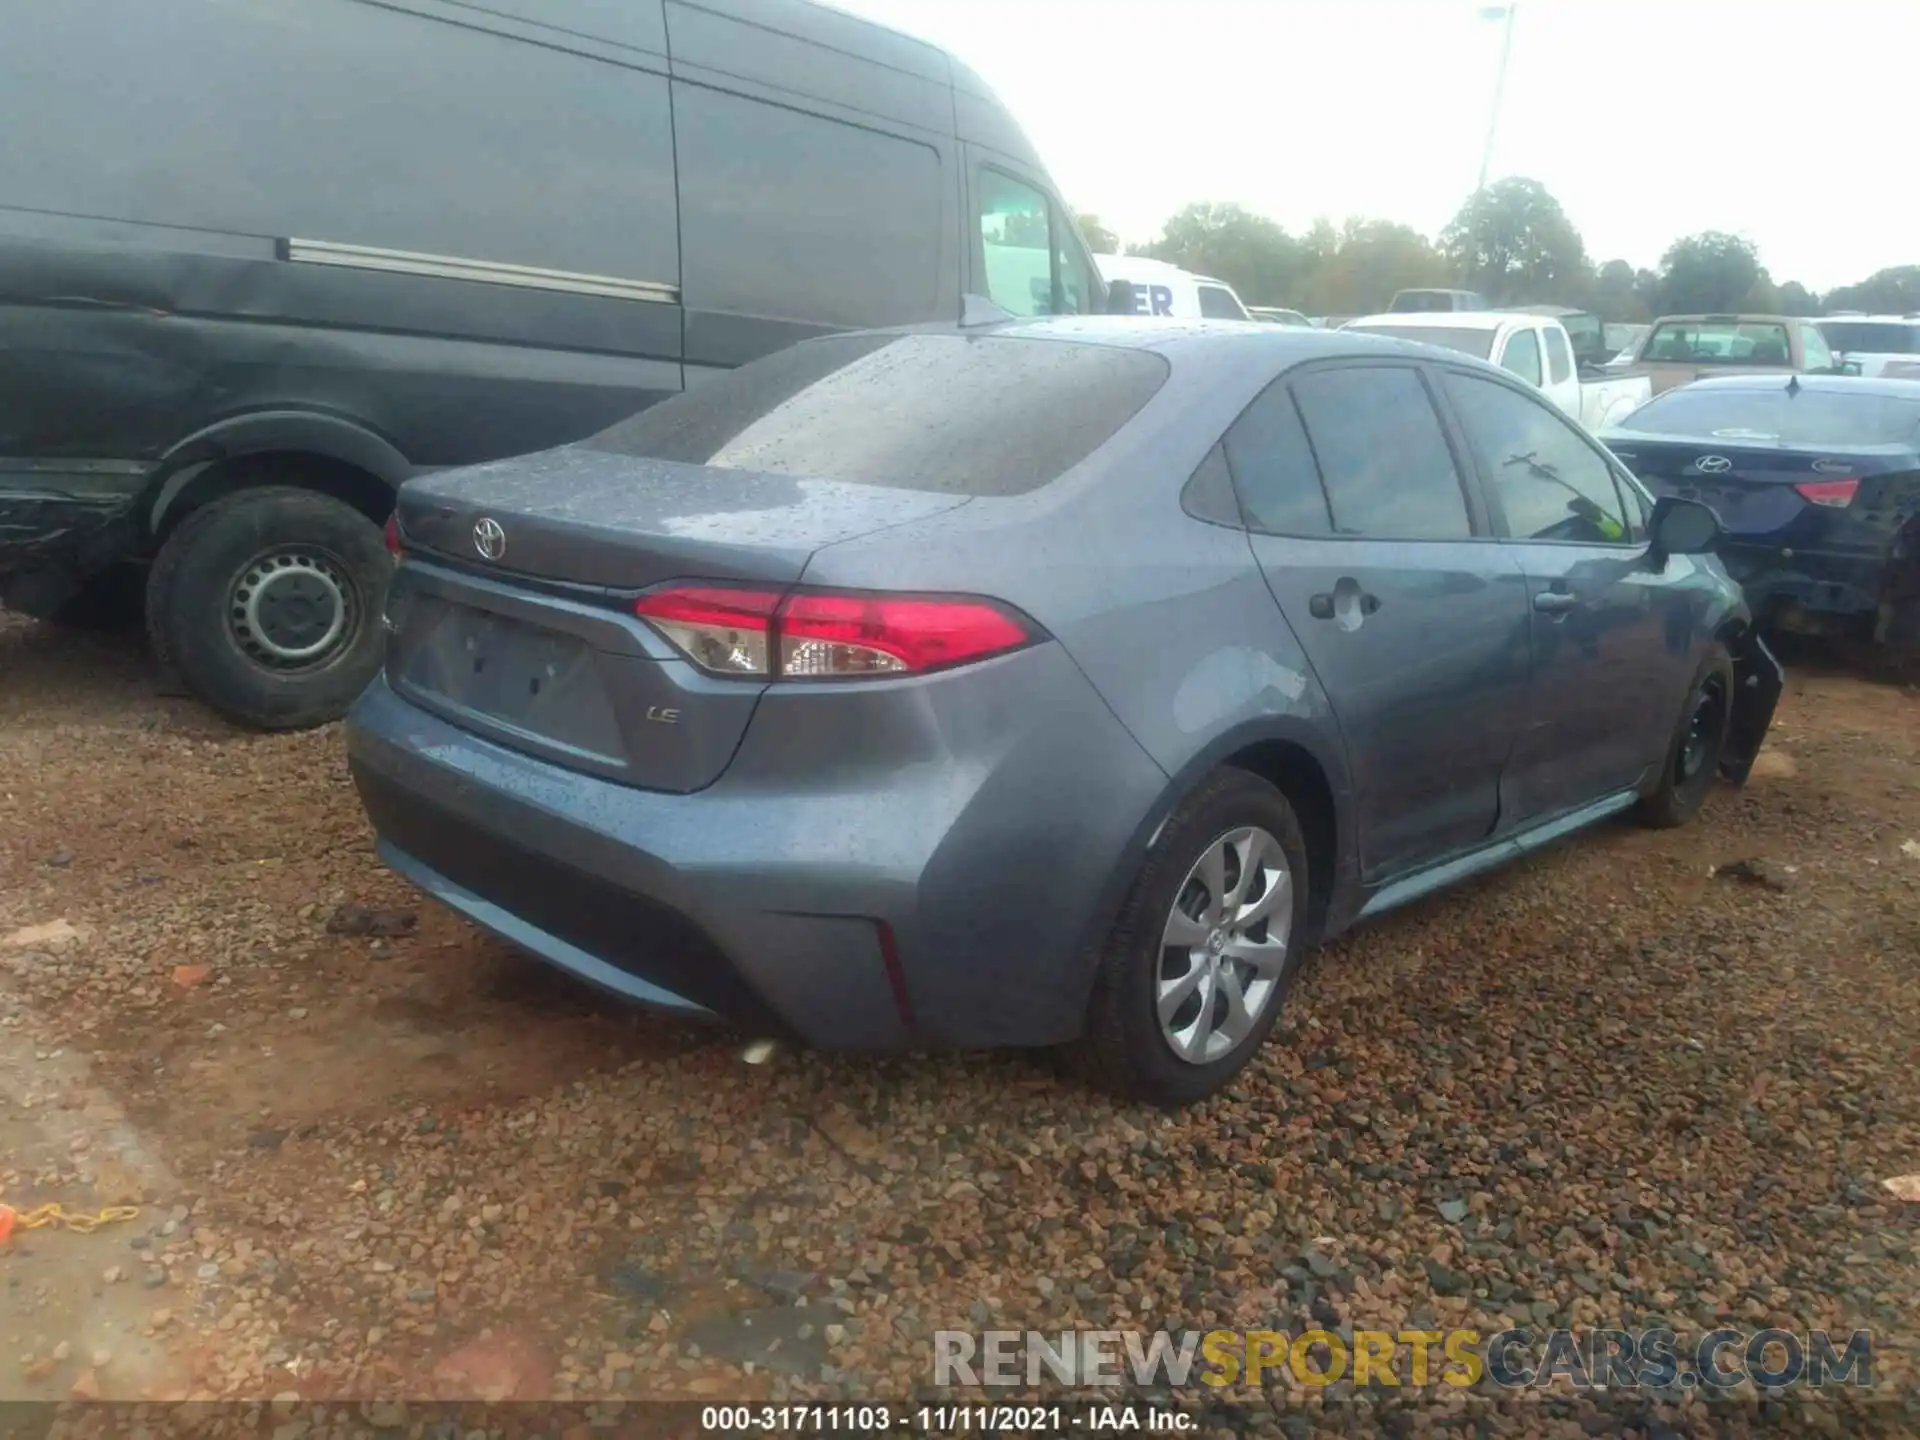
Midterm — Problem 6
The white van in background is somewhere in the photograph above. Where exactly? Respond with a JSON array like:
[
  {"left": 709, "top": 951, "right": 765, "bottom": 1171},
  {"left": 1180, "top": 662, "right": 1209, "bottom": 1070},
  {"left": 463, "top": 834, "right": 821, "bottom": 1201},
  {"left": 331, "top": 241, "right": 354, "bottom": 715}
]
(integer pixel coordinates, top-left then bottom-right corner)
[{"left": 1093, "top": 255, "right": 1253, "bottom": 321}]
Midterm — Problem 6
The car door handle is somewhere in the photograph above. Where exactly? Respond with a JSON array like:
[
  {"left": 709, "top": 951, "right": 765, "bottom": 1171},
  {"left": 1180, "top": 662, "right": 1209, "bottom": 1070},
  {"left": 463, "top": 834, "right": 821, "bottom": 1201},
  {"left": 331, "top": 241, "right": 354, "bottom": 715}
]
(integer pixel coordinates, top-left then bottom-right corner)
[
  {"left": 1308, "top": 590, "right": 1381, "bottom": 620},
  {"left": 1533, "top": 591, "right": 1579, "bottom": 614}
]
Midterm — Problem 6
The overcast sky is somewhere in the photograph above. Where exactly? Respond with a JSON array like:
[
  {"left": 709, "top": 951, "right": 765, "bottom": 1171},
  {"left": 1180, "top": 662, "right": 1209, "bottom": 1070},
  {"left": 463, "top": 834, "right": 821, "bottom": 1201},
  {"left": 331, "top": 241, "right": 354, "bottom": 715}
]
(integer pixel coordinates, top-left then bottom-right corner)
[{"left": 828, "top": 0, "right": 1914, "bottom": 292}]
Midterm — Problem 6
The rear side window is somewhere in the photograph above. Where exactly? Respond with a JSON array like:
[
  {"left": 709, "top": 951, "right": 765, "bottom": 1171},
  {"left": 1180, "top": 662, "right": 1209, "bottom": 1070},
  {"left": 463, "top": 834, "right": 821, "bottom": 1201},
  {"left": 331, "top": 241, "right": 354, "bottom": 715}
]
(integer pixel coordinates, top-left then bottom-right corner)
[
  {"left": 583, "top": 333, "right": 1167, "bottom": 495},
  {"left": 1289, "top": 367, "right": 1473, "bottom": 540},
  {"left": 676, "top": 86, "right": 942, "bottom": 327},
  {"left": 1544, "top": 327, "right": 1574, "bottom": 384},
  {"left": 1442, "top": 371, "right": 1632, "bottom": 545},
  {"left": 1501, "top": 328, "right": 1543, "bottom": 386},
  {"left": 1222, "top": 382, "right": 1332, "bottom": 535},
  {"left": 1198, "top": 285, "right": 1248, "bottom": 320}
]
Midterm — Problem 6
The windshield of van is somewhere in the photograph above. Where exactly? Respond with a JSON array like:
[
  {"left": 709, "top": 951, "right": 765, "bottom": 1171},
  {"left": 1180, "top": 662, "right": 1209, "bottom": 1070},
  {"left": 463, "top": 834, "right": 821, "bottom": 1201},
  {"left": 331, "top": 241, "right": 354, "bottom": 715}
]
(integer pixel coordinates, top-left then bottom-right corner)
[
  {"left": 1344, "top": 324, "right": 1496, "bottom": 359},
  {"left": 584, "top": 333, "right": 1169, "bottom": 495}
]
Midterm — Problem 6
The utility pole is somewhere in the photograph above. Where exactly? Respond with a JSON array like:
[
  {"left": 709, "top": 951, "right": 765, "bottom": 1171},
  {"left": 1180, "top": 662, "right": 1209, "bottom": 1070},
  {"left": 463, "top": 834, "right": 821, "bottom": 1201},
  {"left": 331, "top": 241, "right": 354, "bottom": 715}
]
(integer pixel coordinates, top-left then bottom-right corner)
[{"left": 1476, "top": 3, "right": 1517, "bottom": 193}]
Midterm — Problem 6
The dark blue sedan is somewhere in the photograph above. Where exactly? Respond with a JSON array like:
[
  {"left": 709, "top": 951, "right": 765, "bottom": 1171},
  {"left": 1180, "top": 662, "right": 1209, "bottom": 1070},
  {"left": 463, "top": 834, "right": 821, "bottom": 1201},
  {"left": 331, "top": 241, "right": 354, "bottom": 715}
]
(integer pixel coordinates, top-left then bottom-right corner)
[{"left": 1604, "top": 375, "right": 1920, "bottom": 679}]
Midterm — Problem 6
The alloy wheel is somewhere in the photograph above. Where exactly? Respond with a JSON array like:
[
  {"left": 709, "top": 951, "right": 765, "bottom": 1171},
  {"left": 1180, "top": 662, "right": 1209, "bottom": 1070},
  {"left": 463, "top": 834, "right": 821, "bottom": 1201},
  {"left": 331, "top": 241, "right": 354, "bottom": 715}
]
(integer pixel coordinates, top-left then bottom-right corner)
[{"left": 1157, "top": 826, "right": 1293, "bottom": 1065}]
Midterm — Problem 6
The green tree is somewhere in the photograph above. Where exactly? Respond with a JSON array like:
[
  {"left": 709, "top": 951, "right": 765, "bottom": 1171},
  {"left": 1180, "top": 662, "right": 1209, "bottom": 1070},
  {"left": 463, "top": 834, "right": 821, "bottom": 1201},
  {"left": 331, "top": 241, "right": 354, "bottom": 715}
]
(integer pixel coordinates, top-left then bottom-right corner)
[
  {"left": 1774, "top": 280, "right": 1820, "bottom": 316},
  {"left": 1070, "top": 210, "right": 1120, "bottom": 255},
  {"left": 1439, "top": 177, "right": 1589, "bottom": 304},
  {"left": 1656, "top": 231, "right": 1761, "bottom": 314},
  {"left": 1592, "top": 258, "right": 1646, "bottom": 321},
  {"left": 1134, "top": 201, "right": 1307, "bottom": 307},
  {"left": 1822, "top": 264, "right": 1920, "bottom": 315},
  {"left": 1298, "top": 217, "right": 1452, "bottom": 315}
]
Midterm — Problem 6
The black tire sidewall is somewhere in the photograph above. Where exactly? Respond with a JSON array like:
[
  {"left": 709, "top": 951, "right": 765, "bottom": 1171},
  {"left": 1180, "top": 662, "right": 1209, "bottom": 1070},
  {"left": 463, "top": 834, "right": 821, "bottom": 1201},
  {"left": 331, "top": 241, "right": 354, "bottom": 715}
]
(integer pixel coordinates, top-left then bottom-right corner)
[
  {"left": 1642, "top": 646, "right": 1733, "bottom": 827},
  {"left": 151, "top": 487, "right": 392, "bottom": 730},
  {"left": 1094, "top": 770, "right": 1311, "bottom": 1106}
]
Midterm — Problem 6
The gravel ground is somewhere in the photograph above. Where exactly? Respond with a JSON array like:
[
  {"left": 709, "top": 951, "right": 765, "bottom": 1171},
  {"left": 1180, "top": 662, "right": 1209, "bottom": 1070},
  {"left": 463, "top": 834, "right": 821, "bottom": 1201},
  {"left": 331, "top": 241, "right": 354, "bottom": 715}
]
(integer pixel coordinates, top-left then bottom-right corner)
[{"left": 1, "top": 611, "right": 1916, "bottom": 1437}]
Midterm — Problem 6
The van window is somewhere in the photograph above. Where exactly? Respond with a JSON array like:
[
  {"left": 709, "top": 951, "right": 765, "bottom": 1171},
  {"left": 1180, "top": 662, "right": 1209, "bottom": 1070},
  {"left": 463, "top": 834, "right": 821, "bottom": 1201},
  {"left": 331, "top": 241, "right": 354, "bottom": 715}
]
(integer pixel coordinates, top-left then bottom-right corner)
[
  {"left": 1290, "top": 367, "right": 1473, "bottom": 540},
  {"left": 1500, "top": 328, "right": 1543, "bottom": 386},
  {"left": 675, "top": 84, "right": 942, "bottom": 328},
  {"left": 1198, "top": 285, "right": 1248, "bottom": 320},
  {"left": 977, "top": 170, "right": 1089, "bottom": 318}
]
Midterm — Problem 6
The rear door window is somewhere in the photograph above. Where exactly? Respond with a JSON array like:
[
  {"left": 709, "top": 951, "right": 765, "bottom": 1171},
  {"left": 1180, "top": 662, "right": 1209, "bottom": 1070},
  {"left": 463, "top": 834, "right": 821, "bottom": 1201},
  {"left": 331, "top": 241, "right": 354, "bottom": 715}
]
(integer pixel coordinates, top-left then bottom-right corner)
[
  {"left": 1222, "top": 381, "right": 1332, "bottom": 535},
  {"left": 1441, "top": 370, "right": 1633, "bottom": 545},
  {"left": 1500, "top": 328, "right": 1544, "bottom": 386},
  {"left": 1289, "top": 367, "right": 1474, "bottom": 540},
  {"left": 584, "top": 332, "right": 1166, "bottom": 495}
]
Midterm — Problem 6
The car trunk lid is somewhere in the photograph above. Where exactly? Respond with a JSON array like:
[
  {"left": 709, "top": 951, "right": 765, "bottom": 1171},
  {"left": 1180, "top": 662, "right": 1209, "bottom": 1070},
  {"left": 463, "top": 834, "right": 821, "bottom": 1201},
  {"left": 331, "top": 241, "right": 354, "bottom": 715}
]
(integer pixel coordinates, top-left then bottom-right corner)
[
  {"left": 1604, "top": 434, "right": 1888, "bottom": 538},
  {"left": 396, "top": 445, "right": 969, "bottom": 589},
  {"left": 384, "top": 447, "right": 970, "bottom": 792}
]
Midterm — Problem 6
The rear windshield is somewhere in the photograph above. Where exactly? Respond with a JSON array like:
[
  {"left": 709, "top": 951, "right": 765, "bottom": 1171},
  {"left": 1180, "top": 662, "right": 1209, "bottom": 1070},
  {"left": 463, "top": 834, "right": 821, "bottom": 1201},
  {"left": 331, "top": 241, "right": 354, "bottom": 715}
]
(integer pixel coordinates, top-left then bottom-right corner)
[
  {"left": 1818, "top": 321, "right": 1920, "bottom": 355},
  {"left": 1611, "top": 385, "right": 1920, "bottom": 446},
  {"left": 583, "top": 333, "right": 1169, "bottom": 496},
  {"left": 1391, "top": 291, "right": 1464, "bottom": 313},
  {"left": 1345, "top": 324, "right": 1496, "bottom": 359},
  {"left": 1643, "top": 320, "right": 1793, "bottom": 364}
]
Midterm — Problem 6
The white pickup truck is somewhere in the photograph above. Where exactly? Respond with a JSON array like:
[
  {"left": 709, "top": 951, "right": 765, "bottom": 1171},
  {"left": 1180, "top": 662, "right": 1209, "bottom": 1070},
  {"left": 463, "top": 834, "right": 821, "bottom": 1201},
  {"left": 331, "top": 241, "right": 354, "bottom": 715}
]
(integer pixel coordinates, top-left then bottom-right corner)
[{"left": 1340, "top": 310, "right": 1653, "bottom": 431}]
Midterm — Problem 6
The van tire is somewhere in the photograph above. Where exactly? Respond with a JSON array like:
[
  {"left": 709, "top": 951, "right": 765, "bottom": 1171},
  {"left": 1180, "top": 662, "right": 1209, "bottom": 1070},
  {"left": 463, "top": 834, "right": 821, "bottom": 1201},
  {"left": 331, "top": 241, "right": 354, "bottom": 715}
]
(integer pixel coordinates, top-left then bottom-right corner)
[
  {"left": 145, "top": 487, "right": 392, "bottom": 731},
  {"left": 1637, "top": 645, "right": 1734, "bottom": 829}
]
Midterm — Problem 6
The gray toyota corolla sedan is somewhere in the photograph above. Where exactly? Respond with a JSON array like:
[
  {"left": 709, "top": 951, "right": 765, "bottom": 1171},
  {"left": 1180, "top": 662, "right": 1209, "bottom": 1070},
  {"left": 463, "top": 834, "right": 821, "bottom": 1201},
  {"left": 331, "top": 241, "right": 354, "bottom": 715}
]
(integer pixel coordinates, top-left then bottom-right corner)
[{"left": 345, "top": 315, "right": 1783, "bottom": 1106}]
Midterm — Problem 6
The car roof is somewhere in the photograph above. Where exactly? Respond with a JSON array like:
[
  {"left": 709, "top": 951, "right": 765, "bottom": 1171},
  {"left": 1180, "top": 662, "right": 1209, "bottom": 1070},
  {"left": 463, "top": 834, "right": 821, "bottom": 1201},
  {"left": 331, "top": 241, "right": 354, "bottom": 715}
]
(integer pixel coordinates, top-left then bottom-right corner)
[
  {"left": 1815, "top": 314, "right": 1920, "bottom": 324},
  {"left": 891, "top": 314, "right": 1500, "bottom": 368},
  {"left": 1652, "top": 373, "right": 1920, "bottom": 400},
  {"left": 1345, "top": 311, "right": 1512, "bottom": 331}
]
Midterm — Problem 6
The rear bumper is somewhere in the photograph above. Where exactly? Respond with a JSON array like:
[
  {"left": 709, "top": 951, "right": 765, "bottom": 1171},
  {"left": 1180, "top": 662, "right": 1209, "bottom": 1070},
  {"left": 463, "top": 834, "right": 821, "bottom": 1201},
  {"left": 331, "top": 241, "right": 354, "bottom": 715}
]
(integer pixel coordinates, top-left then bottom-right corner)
[
  {"left": 1718, "top": 540, "right": 1886, "bottom": 626},
  {"left": 344, "top": 648, "right": 1170, "bottom": 1051}
]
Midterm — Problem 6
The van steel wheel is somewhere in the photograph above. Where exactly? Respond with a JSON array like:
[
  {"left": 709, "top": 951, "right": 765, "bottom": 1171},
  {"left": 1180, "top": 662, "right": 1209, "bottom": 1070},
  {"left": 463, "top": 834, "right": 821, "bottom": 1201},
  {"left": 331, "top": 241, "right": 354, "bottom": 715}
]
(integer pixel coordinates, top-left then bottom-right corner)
[
  {"left": 146, "top": 486, "right": 393, "bottom": 731},
  {"left": 1077, "top": 768, "right": 1312, "bottom": 1107}
]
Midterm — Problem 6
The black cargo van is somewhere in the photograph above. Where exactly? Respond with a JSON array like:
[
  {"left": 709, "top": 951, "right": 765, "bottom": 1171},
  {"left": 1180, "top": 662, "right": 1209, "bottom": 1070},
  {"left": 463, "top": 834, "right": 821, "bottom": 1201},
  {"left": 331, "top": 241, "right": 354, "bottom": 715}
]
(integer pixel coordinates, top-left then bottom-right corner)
[{"left": 0, "top": 0, "right": 1099, "bottom": 728}]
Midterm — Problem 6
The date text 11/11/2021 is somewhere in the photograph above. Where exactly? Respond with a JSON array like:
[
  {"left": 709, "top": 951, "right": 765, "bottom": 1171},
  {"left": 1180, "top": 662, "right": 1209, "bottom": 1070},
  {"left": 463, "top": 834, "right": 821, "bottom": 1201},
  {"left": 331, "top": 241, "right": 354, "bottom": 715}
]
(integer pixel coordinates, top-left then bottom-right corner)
[{"left": 699, "top": 1404, "right": 1193, "bottom": 1433}]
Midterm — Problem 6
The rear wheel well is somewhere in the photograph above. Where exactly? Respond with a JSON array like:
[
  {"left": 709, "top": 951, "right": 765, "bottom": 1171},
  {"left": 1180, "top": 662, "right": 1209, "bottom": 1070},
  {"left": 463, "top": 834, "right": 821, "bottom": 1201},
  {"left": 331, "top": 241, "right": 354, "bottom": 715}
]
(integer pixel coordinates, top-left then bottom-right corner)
[
  {"left": 153, "top": 452, "right": 394, "bottom": 547},
  {"left": 1220, "top": 740, "right": 1337, "bottom": 942}
]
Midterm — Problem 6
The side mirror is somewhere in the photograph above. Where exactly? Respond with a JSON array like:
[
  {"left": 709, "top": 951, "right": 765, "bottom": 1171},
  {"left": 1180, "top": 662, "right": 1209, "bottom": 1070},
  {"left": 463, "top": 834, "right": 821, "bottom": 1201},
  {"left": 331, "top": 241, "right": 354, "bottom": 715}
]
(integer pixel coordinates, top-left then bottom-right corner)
[
  {"left": 1106, "top": 278, "right": 1138, "bottom": 316},
  {"left": 1648, "top": 495, "right": 1720, "bottom": 560}
]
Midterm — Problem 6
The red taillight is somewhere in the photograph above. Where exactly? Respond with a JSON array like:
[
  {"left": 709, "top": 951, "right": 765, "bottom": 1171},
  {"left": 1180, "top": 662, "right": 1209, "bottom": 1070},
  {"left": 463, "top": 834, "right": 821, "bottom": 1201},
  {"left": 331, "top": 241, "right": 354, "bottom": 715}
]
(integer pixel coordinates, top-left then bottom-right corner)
[
  {"left": 384, "top": 513, "right": 402, "bottom": 556},
  {"left": 1793, "top": 478, "right": 1858, "bottom": 508},
  {"left": 632, "top": 584, "right": 1036, "bottom": 680}
]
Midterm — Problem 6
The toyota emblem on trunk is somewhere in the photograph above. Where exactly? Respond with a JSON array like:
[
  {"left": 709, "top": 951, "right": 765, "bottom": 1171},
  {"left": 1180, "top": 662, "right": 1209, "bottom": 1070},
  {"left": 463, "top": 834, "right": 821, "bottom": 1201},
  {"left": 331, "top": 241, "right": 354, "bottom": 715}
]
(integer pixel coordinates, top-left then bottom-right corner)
[
  {"left": 1695, "top": 455, "right": 1732, "bottom": 473},
  {"left": 473, "top": 517, "right": 507, "bottom": 561}
]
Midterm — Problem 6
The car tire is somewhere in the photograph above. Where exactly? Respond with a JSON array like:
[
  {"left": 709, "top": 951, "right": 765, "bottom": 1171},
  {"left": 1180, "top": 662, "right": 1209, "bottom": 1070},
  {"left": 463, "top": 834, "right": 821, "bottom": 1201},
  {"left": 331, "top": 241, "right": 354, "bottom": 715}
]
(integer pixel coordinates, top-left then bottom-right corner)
[
  {"left": 1636, "top": 644, "right": 1734, "bottom": 829},
  {"left": 1075, "top": 768, "right": 1312, "bottom": 1107},
  {"left": 145, "top": 486, "right": 392, "bottom": 731}
]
